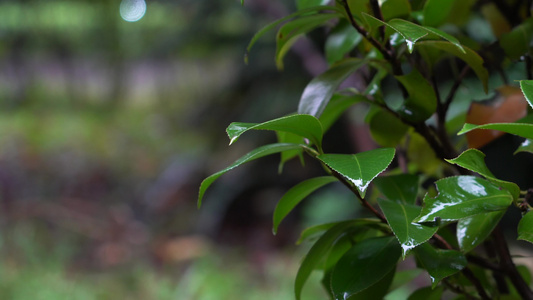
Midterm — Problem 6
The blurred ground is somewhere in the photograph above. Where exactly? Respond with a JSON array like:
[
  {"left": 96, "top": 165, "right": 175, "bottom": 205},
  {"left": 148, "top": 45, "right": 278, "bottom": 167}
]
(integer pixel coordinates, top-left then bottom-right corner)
[{"left": 0, "top": 1, "right": 355, "bottom": 298}]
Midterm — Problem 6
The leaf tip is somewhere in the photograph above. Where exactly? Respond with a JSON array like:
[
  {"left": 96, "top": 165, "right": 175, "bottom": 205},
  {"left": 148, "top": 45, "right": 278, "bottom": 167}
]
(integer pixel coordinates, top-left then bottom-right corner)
[{"left": 229, "top": 136, "right": 238, "bottom": 145}]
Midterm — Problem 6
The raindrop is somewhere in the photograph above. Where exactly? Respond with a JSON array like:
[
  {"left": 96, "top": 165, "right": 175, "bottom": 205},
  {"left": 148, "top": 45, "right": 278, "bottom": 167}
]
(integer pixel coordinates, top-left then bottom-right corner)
[{"left": 120, "top": 0, "right": 147, "bottom": 22}]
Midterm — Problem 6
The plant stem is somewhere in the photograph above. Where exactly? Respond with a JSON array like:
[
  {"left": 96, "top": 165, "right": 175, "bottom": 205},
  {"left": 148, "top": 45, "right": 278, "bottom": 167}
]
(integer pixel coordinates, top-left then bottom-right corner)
[
  {"left": 369, "top": 0, "right": 386, "bottom": 42},
  {"left": 493, "top": 226, "right": 533, "bottom": 299},
  {"left": 339, "top": 0, "right": 403, "bottom": 76},
  {"left": 328, "top": 168, "right": 388, "bottom": 223}
]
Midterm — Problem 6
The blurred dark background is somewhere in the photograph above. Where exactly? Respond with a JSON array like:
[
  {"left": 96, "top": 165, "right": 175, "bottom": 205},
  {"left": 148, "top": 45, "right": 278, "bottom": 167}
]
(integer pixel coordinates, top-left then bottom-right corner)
[{"left": 0, "top": 0, "right": 367, "bottom": 298}]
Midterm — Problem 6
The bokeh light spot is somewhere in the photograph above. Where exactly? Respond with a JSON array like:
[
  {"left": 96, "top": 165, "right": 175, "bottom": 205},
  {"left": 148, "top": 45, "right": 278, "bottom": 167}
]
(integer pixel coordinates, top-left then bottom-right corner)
[{"left": 120, "top": 0, "right": 146, "bottom": 22}]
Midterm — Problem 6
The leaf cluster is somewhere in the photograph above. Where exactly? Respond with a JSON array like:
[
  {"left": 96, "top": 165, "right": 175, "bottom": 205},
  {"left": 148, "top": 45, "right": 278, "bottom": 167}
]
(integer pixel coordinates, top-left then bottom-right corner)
[{"left": 200, "top": 0, "right": 533, "bottom": 299}]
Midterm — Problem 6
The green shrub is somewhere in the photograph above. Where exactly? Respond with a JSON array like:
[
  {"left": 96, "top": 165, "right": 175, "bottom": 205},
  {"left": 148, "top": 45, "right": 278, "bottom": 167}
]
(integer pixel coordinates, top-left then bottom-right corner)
[{"left": 200, "top": 0, "right": 533, "bottom": 299}]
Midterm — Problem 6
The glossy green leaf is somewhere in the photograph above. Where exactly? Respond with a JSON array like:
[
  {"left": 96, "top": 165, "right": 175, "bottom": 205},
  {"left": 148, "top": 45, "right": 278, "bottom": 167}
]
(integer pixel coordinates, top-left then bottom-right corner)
[
  {"left": 518, "top": 212, "right": 533, "bottom": 244},
  {"left": 322, "top": 234, "right": 396, "bottom": 300},
  {"left": 414, "top": 176, "right": 513, "bottom": 223},
  {"left": 198, "top": 143, "right": 303, "bottom": 208},
  {"left": 414, "top": 243, "right": 467, "bottom": 287},
  {"left": 458, "top": 123, "right": 533, "bottom": 140},
  {"left": 407, "top": 286, "right": 444, "bottom": 300},
  {"left": 368, "top": 108, "right": 410, "bottom": 146},
  {"left": 276, "top": 13, "right": 340, "bottom": 69},
  {"left": 320, "top": 93, "right": 367, "bottom": 133},
  {"left": 227, "top": 114, "right": 323, "bottom": 148},
  {"left": 500, "top": 18, "right": 533, "bottom": 60},
  {"left": 361, "top": 14, "right": 464, "bottom": 53},
  {"left": 295, "top": 220, "right": 371, "bottom": 300},
  {"left": 457, "top": 211, "right": 505, "bottom": 253},
  {"left": 297, "top": 222, "right": 341, "bottom": 245},
  {"left": 446, "top": 149, "right": 495, "bottom": 177},
  {"left": 515, "top": 139, "right": 533, "bottom": 155},
  {"left": 325, "top": 20, "right": 362, "bottom": 64},
  {"left": 378, "top": 199, "right": 438, "bottom": 257},
  {"left": 298, "top": 58, "right": 367, "bottom": 118},
  {"left": 330, "top": 236, "right": 401, "bottom": 299},
  {"left": 273, "top": 176, "right": 337, "bottom": 234},
  {"left": 374, "top": 174, "right": 419, "bottom": 205},
  {"left": 297, "top": 219, "right": 384, "bottom": 245},
  {"left": 416, "top": 41, "right": 488, "bottom": 93},
  {"left": 395, "top": 69, "right": 438, "bottom": 122},
  {"left": 345, "top": 268, "right": 396, "bottom": 300},
  {"left": 318, "top": 148, "right": 396, "bottom": 198},
  {"left": 361, "top": 13, "right": 427, "bottom": 53},
  {"left": 381, "top": 0, "right": 411, "bottom": 20},
  {"left": 520, "top": 80, "right": 533, "bottom": 110},
  {"left": 445, "top": 149, "right": 520, "bottom": 200},
  {"left": 296, "top": 0, "right": 330, "bottom": 10},
  {"left": 422, "top": 0, "right": 455, "bottom": 27},
  {"left": 245, "top": 6, "right": 343, "bottom": 63},
  {"left": 389, "top": 19, "right": 465, "bottom": 53}
]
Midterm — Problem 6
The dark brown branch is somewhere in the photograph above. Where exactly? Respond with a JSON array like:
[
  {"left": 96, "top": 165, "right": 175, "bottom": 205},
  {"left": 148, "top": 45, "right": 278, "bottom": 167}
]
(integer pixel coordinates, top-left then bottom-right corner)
[
  {"left": 483, "top": 240, "right": 509, "bottom": 294},
  {"left": 467, "top": 254, "right": 501, "bottom": 272},
  {"left": 493, "top": 227, "right": 533, "bottom": 299},
  {"left": 339, "top": 0, "right": 403, "bottom": 76},
  {"left": 444, "top": 65, "right": 470, "bottom": 111},
  {"left": 369, "top": 0, "right": 386, "bottom": 42},
  {"left": 462, "top": 267, "right": 491, "bottom": 300},
  {"left": 443, "top": 279, "right": 480, "bottom": 300}
]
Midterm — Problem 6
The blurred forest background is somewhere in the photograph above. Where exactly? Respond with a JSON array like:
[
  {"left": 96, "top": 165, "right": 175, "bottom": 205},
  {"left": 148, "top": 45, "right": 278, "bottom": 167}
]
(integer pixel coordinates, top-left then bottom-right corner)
[{"left": 0, "top": 0, "right": 368, "bottom": 299}]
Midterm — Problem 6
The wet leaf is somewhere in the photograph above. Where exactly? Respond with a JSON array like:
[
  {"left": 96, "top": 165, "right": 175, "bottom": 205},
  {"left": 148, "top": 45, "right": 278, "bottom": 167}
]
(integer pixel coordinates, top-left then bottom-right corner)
[
  {"left": 518, "top": 212, "right": 533, "bottom": 244},
  {"left": 344, "top": 268, "right": 395, "bottom": 300},
  {"left": 330, "top": 236, "right": 401, "bottom": 299},
  {"left": 273, "top": 176, "right": 337, "bottom": 234},
  {"left": 245, "top": 6, "right": 343, "bottom": 63},
  {"left": 318, "top": 148, "right": 396, "bottom": 198},
  {"left": 227, "top": 114, "right": 323, "bottom": 148},
  {"left": 457, "top": 211, "right": 505, "bottom": 253},
  {"left": 198, "top": 143, "right": 303, "bottom": 208},
  {"left": 445, "top": 149, "right": 520, "bottom": 200},
  {"left": 361, "top": 13, "right": 427, "bottom": 53},
  {"left": 298, "top": 58, "right": 367, "bottom": 117},
  {"left": 414, "top": 243, "right": 467, "bottom": 287},
  {"left": 276, "top": 13, "right": 340, "bottom": 69},
  {"left": 458, "top": 123, "right": 533, "bottom": 140},
  {"left": 414, "top": 176, "right": 513, "bottom": 223},
  {"left": 520, "top": 80, "right": 533, "bottom": 110},
  {"left": 377, "top": 198, "right": 438, "bottom": 257},
  {"left": 395, "top": 69, "right": 438, "bottom": 122},
  {"left": 515, "top": 139, "right": 533, "bottom": 155},
  {"left": 361, "top": 14, "right": 464, "bottom": 53},
  {"left": 295, "top": 220, "right": 375, "bottom": 300},
  {"left": 374, "top": 174, "right": 419, "bottom": 205}
]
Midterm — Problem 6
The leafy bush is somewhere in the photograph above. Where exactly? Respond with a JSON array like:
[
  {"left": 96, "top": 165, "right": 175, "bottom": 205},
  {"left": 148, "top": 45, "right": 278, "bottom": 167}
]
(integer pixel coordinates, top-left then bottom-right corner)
[{"left": 199, "top": 0, "right": 533, "bottom": 299}]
